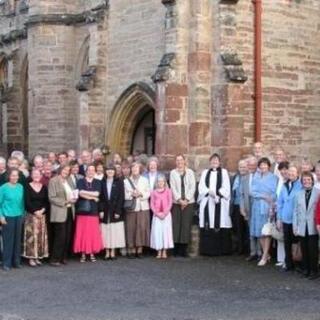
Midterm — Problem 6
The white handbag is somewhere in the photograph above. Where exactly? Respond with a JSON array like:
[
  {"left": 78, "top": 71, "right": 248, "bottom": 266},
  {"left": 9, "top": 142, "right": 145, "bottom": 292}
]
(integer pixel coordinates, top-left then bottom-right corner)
[
  {"left": 261, "top": 221, "right": 273, "bottom": 236},
  {"left": 261, "top": 219, "right": 284, "bottom": 241}
]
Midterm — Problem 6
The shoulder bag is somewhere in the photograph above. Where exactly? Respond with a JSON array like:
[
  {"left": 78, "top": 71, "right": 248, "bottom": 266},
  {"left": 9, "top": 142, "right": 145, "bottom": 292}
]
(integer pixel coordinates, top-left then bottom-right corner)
[{"left": 123, "top": 178, "right": 137, "bottom": 211}]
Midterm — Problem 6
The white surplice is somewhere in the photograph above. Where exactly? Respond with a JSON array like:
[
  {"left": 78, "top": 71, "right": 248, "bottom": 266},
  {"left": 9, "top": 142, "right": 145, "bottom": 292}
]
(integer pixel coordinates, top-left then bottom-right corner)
[{"left": 197, "top": 168, "right": 232, "bottom": 229}]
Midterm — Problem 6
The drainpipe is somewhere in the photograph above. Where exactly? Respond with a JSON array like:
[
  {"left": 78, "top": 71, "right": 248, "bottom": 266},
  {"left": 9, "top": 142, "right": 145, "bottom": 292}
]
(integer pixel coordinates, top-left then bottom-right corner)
[{"left": 253, "top": 0, "right": 262, "bottom": 142}]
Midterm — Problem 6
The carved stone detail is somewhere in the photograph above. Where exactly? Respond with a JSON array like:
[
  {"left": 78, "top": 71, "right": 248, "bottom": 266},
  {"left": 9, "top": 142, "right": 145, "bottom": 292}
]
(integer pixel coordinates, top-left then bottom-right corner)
[
  {"left": 221, "top": 52, "right": 247, "bottom": 83},
  {"left": 76, "top": 67, "right": 97, "bottom": 92},
  {"left": 151, "top": 53, "right": 176, "bottom": 83}
]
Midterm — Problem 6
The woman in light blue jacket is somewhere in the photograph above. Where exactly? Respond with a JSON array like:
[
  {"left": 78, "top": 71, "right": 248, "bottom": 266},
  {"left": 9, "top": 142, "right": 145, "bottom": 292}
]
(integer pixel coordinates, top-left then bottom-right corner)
[{"left": 277, "top": 165, "right": 302, "bottom": 271}]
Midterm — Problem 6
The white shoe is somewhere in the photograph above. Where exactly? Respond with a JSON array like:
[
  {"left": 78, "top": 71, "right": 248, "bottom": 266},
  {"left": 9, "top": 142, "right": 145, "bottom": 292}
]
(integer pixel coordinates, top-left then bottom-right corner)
[{"left": 275, "top": 262, "right": 284, "bottom": 267}]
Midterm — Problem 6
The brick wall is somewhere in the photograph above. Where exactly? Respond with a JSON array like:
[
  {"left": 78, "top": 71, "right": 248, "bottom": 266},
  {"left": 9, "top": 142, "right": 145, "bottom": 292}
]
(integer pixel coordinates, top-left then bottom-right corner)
[{"left": 221, "top": 0, "right": 320, "bottom": 166}]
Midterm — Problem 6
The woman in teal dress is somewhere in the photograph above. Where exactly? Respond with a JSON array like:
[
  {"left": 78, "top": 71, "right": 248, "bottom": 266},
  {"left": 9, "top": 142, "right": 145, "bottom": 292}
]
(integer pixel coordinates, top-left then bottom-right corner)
[
  {"left": 0, "top": 168, "right": 25, "bottom": 271},
  {"left": 250, "top": 157, "right": 278, "bottom": 267}
]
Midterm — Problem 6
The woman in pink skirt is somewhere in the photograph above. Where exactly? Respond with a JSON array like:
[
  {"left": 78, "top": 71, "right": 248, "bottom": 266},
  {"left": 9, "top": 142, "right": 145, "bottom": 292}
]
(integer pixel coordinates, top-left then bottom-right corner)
[
  {"left": 74, "top": 164, "right": 103, "bottom": 262},
  {"left": 150, "top": 175, "right": 174, "bottom": 259}
]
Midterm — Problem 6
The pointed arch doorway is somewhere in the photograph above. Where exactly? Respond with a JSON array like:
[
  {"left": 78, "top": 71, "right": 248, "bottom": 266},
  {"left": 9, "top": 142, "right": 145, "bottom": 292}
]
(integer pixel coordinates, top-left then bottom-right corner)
[{"left": 106, "top": 82, "right": 156, "bottom": 157}]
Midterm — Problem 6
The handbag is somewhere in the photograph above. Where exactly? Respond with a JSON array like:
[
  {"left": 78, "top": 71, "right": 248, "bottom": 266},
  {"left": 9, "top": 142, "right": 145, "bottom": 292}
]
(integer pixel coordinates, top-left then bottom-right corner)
[
  {"left": 292, "top": 242, "right": 302, "bottom": 262},
  {"left": 270, "top": 223, "right": 284, "bottom": 241},
  {"left": 76, "top": 199, "right": 91, "bottom": 212},
  {"left": 261, "top": 221, "right": 273, "bottom": 236},
  {"left": 123, "top": 178, "right": 136, "bottom": 211}
]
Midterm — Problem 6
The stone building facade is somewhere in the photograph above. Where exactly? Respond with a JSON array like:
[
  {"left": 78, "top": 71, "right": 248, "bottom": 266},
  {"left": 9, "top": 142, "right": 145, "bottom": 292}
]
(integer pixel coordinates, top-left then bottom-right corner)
[{"left": 0, "top": 0, "right": 320, "bottom": 172}]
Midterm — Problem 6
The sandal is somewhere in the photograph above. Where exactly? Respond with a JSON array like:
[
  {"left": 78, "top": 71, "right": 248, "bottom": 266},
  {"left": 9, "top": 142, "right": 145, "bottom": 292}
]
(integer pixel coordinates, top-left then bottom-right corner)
[
  {"left": 29, "top": 259, "right": 37, "bottom": 267},
  {"left": 80, "top": 255, "right": 86, "bottom": 263},
  {"left": 90, "top": 254, "right": 97, "bottom": 262},
  {"left": 35, "top": 259, "right": 42, "bottom": 266}
]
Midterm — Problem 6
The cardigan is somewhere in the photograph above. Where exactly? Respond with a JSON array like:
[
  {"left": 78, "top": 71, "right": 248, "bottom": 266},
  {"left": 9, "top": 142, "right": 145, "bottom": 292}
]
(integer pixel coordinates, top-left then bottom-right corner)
[
  {"left": 0, "top": 183, "right": 25, "bottom": 218},
  {"left": 25, "top": 183, "right": 49, "bottom": 214},
  {"left": 124, "top": 175, "right": 151, "bottom": 212},
  {"left": 150, "top": 188, "right": 173, "bottom": 219},
  {"left": 169, "top": 168, "right": 196, "bottom": 204}
]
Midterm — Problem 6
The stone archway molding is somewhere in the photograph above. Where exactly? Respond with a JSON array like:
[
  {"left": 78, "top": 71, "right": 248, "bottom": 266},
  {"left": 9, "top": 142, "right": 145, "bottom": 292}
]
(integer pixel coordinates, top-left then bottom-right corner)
[{"left": 106, "top": 82, "right": 155, "bottom": 156}]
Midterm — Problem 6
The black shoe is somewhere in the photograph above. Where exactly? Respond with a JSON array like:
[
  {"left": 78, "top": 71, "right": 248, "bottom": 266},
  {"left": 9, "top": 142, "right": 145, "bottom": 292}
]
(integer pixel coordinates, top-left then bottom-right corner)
[
  {"left": 308, "top": 273, "right": 319, "bottom": 280},
  {"left": 136, "top": 253, "right": 143, "bottom": 259},
  {"left": 127, "top": 254, "right": 136, "bottom": 259},
  {"left": 246, "top": 255, "right": 258, "bottom": 262}
]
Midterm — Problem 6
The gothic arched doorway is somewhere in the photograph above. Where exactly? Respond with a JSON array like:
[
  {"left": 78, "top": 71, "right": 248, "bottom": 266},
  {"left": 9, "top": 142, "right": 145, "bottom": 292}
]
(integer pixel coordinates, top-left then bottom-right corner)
[{"left": 107, "top": 82, "right": 156, "bottom": 156}]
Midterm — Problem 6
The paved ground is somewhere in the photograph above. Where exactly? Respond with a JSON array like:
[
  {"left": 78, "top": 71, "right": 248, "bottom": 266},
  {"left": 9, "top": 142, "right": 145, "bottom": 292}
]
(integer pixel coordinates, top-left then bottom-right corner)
[{"left": 0, "top": 255, "right": 319, "bottom": 320}]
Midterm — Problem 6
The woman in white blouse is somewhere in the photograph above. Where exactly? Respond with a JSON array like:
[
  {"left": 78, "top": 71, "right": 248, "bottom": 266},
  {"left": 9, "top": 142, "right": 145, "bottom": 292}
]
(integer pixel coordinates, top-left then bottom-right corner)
[{"left": 124, "top": 162, "right": 151, "bottom": 258}]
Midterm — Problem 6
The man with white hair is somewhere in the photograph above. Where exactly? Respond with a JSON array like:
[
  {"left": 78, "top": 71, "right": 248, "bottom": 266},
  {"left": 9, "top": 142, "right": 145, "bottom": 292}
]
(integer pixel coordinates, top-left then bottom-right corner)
[
  {"left": 92, "top": 148, "right": 103, "bottom": 162},
  {"left": 272, "top": 147, "right": 287, "bottom": 178},
  {"left": 33, "top": 154, "right": 44, "bottom": 171},
  {"left": 79, "top": 150, "right": 92, "bottom": 176},
  {"left": 67, "top": 149, "right": 77, "bottom": 162},
  {"left": 240, "top": 155, "right": 262, "bottom": 261},
  {"left": 252, "top": 142, "right": 264, "bottom": 160}
]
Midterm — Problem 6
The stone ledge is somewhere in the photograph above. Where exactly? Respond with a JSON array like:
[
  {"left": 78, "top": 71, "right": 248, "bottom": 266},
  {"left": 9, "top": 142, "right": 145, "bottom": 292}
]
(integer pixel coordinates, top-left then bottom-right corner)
[
  {"left": 0, "top": 28, "right": 27, "bottom": 46},
  {"left": 162, "top": 0, "right": 176, "bottom": 6},
  {"left": 26, "top": 0, "right": 109, "bottom": 27},
  {"left": 220, "top": 0, "right": 240, "bottom": 4}
]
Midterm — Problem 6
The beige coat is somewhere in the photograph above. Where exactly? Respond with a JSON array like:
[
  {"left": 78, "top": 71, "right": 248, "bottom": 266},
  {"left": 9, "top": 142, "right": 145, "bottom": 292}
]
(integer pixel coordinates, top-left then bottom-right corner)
[
  {"left": 48, "top": 176, "right": 75, "bottom": 223},
  {"left": 124, "top": 175, "right": 151, "bottom": 212},
  {"left": 169, "top": 168, "right": 196, "bottom": 204}
]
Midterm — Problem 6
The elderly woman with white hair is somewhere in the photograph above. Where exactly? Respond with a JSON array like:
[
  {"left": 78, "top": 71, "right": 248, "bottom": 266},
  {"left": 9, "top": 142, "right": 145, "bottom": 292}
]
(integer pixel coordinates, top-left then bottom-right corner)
[
  {"left": 124, "top": 162, "right": 151, "bottom": 258},
  {"left": 143, "top": 156, "right": 162, "bottom": 190},
  {"left": 150, "top": 174, "right": 174, "bottom": 259}
]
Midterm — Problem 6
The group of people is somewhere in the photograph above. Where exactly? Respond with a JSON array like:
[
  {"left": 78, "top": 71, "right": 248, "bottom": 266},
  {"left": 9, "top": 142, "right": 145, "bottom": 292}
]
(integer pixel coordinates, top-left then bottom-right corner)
[
  {"left": 0, "top": 143, "right": 319, "bottom": 280},
  {"left": 0, "top": 149, "right": 196, "bottom": 271},
  {"left": 231, "top": 143, "right": 320, "bottom": 280}
]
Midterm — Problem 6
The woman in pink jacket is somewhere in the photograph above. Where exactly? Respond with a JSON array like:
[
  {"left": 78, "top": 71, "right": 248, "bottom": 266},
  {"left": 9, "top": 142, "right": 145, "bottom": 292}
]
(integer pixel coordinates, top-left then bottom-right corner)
[{"left": 150, "top": 175, "right": 174, "bottom": 259}]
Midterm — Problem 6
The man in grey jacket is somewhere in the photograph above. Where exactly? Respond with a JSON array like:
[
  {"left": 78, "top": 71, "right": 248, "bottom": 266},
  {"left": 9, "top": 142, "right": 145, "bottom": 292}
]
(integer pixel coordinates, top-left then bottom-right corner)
[{"left": 240, "top": 156, "right": 262, "bottom": 261}]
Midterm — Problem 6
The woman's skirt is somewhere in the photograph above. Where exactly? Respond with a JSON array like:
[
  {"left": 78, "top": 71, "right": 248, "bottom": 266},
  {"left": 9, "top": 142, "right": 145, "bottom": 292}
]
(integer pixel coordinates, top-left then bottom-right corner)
[
  {"left": 171, "top": 203, "right": 194, "bottom": 244},
  {"left": 126, "top": 210, "right": 150, "bottom": 248},
  {"left": 22, "top": 213, "right": 49, "bottom": 259},
  {"left": 150, "top": 214, "right": 174, "bottom": 250},
  {"left": 101, "top": 222, "right": 126, "bottom": 249},
  {"left": 73, "top": 214, "right": 103, "bottom": 254},
  {"left": 250, "top": 210, "right": 269, "bottom": 238}
]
